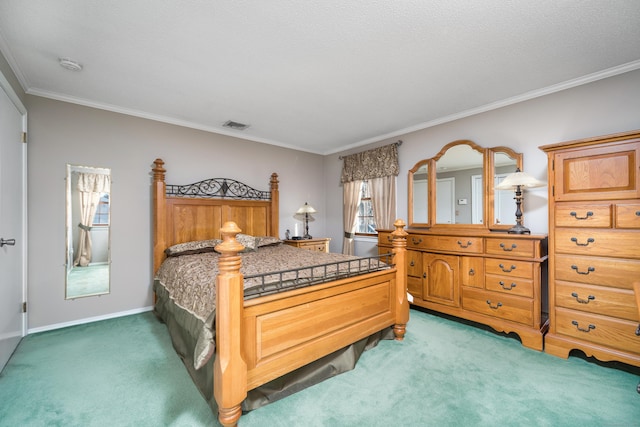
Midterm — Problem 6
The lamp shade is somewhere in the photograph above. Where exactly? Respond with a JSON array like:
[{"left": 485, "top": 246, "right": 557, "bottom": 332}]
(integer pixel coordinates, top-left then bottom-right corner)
[
  {"left": 495, "top": 169, "right": 545, "bottom": 190},
  {"left": 296, "top": 202, "right": 317, "bottom": 214}
]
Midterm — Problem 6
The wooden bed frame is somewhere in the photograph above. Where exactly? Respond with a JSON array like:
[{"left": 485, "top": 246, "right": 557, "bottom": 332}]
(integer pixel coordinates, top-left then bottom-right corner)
[{"left": 152, "top": 158, "right": 409, "bottom": 427}]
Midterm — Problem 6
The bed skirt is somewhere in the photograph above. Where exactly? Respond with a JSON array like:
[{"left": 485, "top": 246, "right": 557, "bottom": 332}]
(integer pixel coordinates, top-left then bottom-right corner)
[{"left": 153, "top": 280, "right": 394, "bottom": 414}]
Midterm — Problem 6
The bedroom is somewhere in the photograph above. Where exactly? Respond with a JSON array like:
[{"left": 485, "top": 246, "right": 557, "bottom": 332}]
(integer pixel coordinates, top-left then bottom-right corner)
[{"left": 1, "top": 1, "right": 640, "bottom": 425}]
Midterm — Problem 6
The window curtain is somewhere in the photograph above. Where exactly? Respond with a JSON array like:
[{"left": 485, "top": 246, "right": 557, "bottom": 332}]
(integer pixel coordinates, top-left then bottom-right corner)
[
  {"left": 74, "top": 173, "right": 110, "bottom": 267},
  {"left": 340, "top": 142, "right": 400, "bottom": 254}
]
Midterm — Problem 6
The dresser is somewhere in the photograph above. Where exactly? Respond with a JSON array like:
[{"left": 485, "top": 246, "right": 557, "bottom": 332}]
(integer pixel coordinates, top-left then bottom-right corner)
[
  {"left": 284, "top": 238, "right": 330, "bottom": 253},
  {"left": 540, "top": 130, "right": 640, "bottom": 366},
  {"left": 378, "top": 229, "right": 548, "bottom": 350}
]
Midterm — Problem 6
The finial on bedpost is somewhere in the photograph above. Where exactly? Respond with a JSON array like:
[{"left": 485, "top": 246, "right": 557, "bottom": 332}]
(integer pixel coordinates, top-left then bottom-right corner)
[
  {"left": 214, "top": 220, "right": 247, "bottom": 427},
  {"left": 152, "top": 158, "right": 165, "bottom": 182},
  {"left": 391, "top": 219, "right": 409, "bottom": 341}
]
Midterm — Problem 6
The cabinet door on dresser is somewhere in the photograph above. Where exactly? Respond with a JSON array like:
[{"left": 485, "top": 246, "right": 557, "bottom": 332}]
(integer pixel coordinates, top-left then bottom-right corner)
[{"left": 422, "top": 253, "right": 460, "bottom": 307}]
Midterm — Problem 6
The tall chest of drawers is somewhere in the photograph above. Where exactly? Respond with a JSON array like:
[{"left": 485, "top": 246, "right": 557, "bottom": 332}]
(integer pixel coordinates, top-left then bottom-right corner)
[
  {"left": 378, "top": 230, "right": 548, "bottom": 350},
  {"left": 540, "top": 130, "right": 640, "bottom": 366}
]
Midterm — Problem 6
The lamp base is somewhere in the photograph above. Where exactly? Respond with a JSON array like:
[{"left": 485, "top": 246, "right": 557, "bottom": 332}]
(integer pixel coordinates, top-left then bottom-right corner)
[
  {"left": 507, "top": 223, "right": 531, "bottom": 234},
  {"left": 303, "top": 234, "right": 312, "bottom": 239}
]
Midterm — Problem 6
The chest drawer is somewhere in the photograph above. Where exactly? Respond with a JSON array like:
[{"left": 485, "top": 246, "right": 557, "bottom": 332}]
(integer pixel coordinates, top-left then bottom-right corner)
[
  {"left": 485, "top": 238, "right": 536, "bottom": 257},
  {"left": 409, "top": 235, "right": 483, "bottom": 254},
  {"left": 555, "top": 203, "right": 612, "bottom": 228},
  {"left": 555, "top": 254, "right": 640, "bottom": 290},
  {"left": 554, "top": 307, "right": 640, "bottom": 354},
  {"left": 484, "top": 258, "right": 534, "bottom": 279},
  {"left": 462, "top": 287, "right": 533, "bottom": 326},
  {"left": 555, "top": 229, "right": 640, "bottom": 259},
  {"left": 616, "top": 203, "right": 640, "bottom": 229},
  {"left": 377, "top": 231, "right": 394, "bottom": 247},
  {"left": 555, "top": 281, "right": 638, "bottom": 321}
]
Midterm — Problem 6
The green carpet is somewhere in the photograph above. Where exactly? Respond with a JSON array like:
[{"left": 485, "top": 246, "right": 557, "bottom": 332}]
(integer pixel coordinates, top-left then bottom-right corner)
[{"left": 1, "top": 309, "right": 638, "bottom": 426}]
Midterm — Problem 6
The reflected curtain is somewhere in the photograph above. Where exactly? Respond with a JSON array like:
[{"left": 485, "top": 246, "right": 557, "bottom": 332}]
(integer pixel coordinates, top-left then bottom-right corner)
[
  {"left": 74, "top": 173, "right": 110, "bottom": 267},
  {"left": 340, "top": 142, "right": 400, "bottom": 254}
]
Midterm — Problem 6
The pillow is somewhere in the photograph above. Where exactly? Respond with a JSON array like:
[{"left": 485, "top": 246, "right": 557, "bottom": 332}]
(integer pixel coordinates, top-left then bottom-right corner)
[
  {"left": 256, "top": 235, "right": 282, "bottom": 248},
  {"left": 235, "top": 233, "right": 258, "bottom": 252},
  {"left": 164, "top": 239, "right": 221, "bottom": 257}
]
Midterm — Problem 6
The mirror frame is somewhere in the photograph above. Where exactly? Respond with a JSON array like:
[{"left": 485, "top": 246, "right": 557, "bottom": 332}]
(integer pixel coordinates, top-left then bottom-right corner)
[{"left": 408, "top": 140, "right": 523, "bottom": 231}]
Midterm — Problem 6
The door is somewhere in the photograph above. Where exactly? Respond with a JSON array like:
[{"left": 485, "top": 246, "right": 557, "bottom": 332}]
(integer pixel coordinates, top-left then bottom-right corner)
[
  {"left": 0, "top": 80, "right": 27, "bottom": 372},
  {"left": 436, "top": 177, "right": 455, "bottom": 224},
  {"left": 423, "top": 253, "right": 460, "bottom": 307}
]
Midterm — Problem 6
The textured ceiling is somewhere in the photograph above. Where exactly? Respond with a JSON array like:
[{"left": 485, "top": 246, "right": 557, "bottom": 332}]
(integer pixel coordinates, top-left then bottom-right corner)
[{"left": 1, "top": 1, "right": 639, "bottom": 154}]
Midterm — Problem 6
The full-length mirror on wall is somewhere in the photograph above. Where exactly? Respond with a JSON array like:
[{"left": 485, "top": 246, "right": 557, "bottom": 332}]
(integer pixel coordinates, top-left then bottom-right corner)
[
  {"left": 65, "top": 165, "right": 111, "bottom": 299},
  {"left": 408, "top": 140, "right": 522, "bottom": 230}
]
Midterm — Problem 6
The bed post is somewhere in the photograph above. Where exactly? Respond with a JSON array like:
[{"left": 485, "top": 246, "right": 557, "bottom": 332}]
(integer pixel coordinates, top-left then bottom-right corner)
[
  {"left": 269, "top": 173, "right": 279, "bottom": 238},
  {"left": 152, "top": 159, "right": 167, "bottom": 274},
  {"left": 214, "top": 221, "right": 248, "bottom": 427},
  {"left": 391, "top": 219, "right": 409, "bottom": 340}
]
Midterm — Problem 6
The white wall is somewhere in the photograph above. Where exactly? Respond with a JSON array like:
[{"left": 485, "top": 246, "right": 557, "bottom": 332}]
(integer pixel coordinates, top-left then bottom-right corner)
[
  {"left": 325, "top": 69, "right": 640, "bottom": 254},
  {"left": 26, "top": 96, "right": 325, "bottom": 330}
]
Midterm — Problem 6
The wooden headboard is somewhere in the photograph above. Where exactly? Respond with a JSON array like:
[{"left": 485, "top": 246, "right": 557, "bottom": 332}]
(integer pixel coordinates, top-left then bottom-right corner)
[{"left": 152, "top": 158, "right": 279, "bottom": 273}]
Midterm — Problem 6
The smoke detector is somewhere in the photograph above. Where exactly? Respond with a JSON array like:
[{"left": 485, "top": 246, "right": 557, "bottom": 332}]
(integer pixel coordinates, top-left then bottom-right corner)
[
  {"left": 59, "top": 58, "right": 83, "bottom": 71},
  {"left": 223, "top": 120, "right": 250, "bottom": 131}
]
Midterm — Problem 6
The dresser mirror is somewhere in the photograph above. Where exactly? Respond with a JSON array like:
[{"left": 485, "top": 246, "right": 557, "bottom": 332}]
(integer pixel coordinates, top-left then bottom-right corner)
[
  {"left": 408, "top": 140, "right": 522, "bottom": 230},
  {"left": 65, "top": 164, "right": 111, "bottom": 299},
  {"left": 489, "top": 147, "right": 522, "bottom": 230}
]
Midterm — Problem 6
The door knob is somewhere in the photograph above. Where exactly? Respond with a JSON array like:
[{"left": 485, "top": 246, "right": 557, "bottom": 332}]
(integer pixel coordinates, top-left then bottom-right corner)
[{"left": 0, "top": 238, "right": 16, "bottom": 247}]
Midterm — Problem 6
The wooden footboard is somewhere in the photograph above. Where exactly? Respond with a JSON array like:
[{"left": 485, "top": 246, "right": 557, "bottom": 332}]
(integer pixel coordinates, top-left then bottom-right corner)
[{"left": 214, "top": 220, "right": 408, "bottom": 427}]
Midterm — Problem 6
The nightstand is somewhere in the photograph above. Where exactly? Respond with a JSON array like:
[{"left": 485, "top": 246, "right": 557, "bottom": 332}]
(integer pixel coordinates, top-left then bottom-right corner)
[{"left": 284, "top": 238, "right": 330, "bottom": 253}]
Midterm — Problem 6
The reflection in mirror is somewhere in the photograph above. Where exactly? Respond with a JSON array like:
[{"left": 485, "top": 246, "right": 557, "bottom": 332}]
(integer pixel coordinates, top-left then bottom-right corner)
[
  {"left": 65, "top": 165, "right": 111, "bottom": 299},
  {"left": 435, "top": 143, "right": 484, "bottom": 225},
  {"left": 410, "top": 162, "right": 429, "bottom": 225},
  {"left": 493, "top": 152, "right": 518, "bottom": 226}
]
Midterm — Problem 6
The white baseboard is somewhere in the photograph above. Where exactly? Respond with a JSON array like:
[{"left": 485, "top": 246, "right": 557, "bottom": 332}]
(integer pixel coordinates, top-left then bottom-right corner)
[{"left": 27, "top": 306, "right": 154, "bottom": 334}]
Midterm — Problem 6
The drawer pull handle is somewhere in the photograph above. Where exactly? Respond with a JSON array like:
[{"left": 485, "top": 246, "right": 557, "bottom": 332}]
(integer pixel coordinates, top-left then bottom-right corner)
[
  {"left": 571, "top": 292, "right": 595, "bottom": 304},
  {"left": 571, "top": 265, "right": 595, "bottom": 275},
  {"left": 636, "top": 324, "right": 640, "bottom": 336},
  {"left": 411, "top": 237, "right": 422, "bottom": 244},
  {"left": 486, "top": 300, "right": 503, "bottom": 310},
  {"left": 499, "top": 263, "right": 516, "bottom": 273},
  {"left": 636, "top": 211, "right": 640, "bottom": 217},
  {"left": 387, "top": 235, "right": 393, "bottom": 242},
  {"left": 469, "top": 268, "right": 475, "bottom": 276},
  {"left": 457, "top": 240, "right": 472, "bottom": 248},
  {"left": 571, "top": 320, "right": 595, "bottom": 333},
  {"left": 570, "top": 211, "right": 593, "bottom": 220},
  {"left": 499, "top": 243, "right": 517, "bottom": 252},
  {"left": 570, "top": 237, "right": 595, "bottom": 247},
  {"left": 409, "top": 260, "right": 415, "bottom": 267},
  {"left": 499, "top": 281, "right": 517, "bottom": 290}
]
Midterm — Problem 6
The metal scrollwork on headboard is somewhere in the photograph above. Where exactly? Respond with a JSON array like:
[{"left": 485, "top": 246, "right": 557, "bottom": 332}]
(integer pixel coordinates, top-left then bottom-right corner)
[{"left": 166, "top": 178, "right": 271, "bottom": 200}]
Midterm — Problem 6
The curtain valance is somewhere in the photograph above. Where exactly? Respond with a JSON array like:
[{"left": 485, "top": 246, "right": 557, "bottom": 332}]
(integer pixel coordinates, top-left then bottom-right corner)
[
  {"left": 340, "top": 141, "right": 400, "bottom": 183},
  {"left": 76, "top": 172, "right": 111, "bottom": 193}
]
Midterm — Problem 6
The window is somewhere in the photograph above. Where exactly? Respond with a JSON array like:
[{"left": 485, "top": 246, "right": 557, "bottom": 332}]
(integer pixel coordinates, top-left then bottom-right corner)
[
  {"left": 356, "top": 180, "right": 377, "bottom": 234},
  {"left": 92, "top": 193, "right": 110, "bottom": 226}
]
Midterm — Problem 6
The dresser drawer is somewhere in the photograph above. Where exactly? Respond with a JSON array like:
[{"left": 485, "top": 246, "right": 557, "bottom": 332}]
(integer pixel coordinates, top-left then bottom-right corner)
[
  {"left": 555, "top": 281, "right": 638, "bottom": 321},
  {"left": 416, "top": 235, "right": 483, "bottom": 254},
  {"left": 485, "top": 238, "right": 536, "bottom": 257},
  {"left": 407, "top": 250, "right": 422, "bottom": 277},
  {"left": 377, "top": 231, "right": 394, "bottom": 246},
  {"left": 462, "top": 287, "right": 533, "bottom": 326},
  {"left": 484, "top": 258, "right": 534, "bottom": 279},
  {"left": 554, "top": 307, "right": 640, "bottom": 354},
  {"left": 555, "top": 254, "right": 640, "bottom": 290},
  {"left": 555, "top": 229, "right": 640, "bottom": 259},
  {"left": 485, "top": 274, "right": 533, "bottom": 298},
  {"left": 616, "top": 203, "right": 640, "bottom": 229},
  {"left": 555, "top": 203, "right": 612, "bottom": 228}
]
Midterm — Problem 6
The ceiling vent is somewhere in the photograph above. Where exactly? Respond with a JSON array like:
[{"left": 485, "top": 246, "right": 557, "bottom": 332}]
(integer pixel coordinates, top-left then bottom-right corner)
[{"left": 223, "top": 120, "right": 250, "bottom": 131}]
